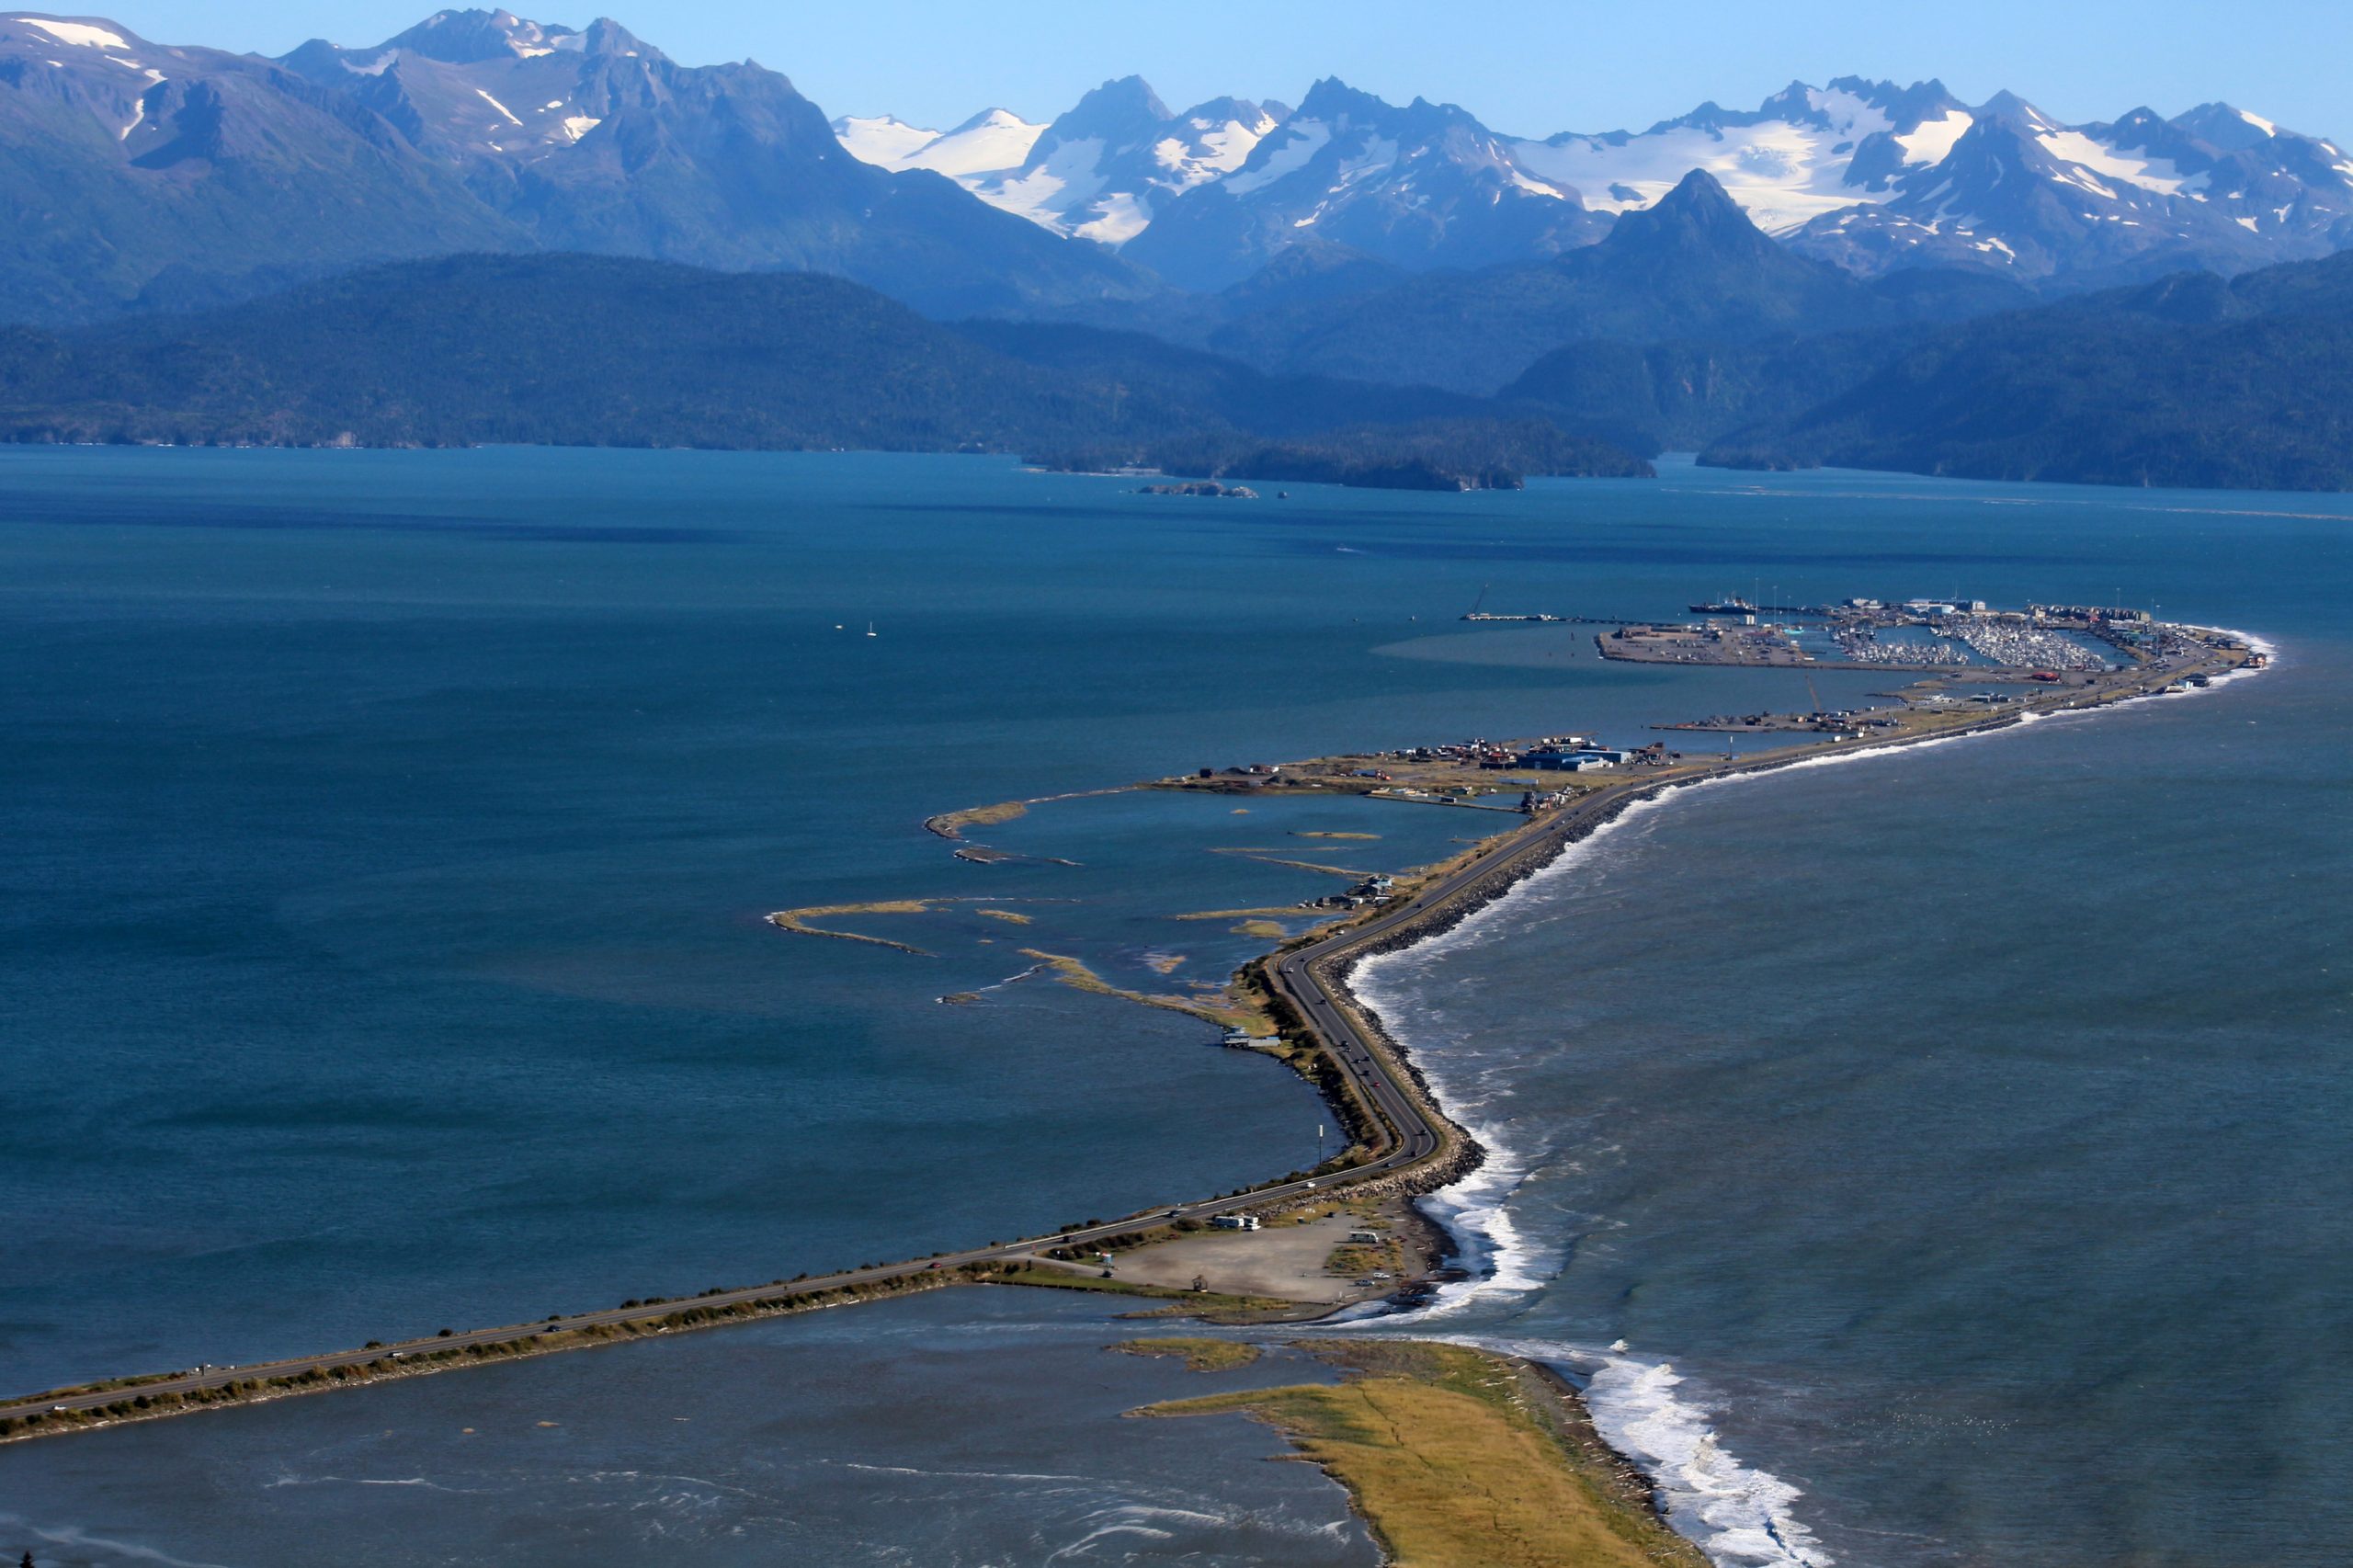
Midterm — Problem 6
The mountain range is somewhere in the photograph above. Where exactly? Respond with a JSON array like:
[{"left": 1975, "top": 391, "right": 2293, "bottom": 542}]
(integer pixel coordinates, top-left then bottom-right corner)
[
  {"left": 6, "top": 6, "right": 2348, "bottom": 331},
  {"left": 0, "top": 7, "right": 1154, "bottom": 323},
  {"left": 842, "top": 74, "right": 2353, "bottom": 291},
  {"left": 4, "top": 7, "right": 2351, "bottom": 492},
  {"left": 6, "top": 208, "right": 2347, "bottom": 492}
]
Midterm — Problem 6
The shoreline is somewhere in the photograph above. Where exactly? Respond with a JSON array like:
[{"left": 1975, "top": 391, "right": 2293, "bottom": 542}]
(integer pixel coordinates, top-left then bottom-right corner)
[{"left": 0, "top": 619, "right": 2262, "bottom": 1468}]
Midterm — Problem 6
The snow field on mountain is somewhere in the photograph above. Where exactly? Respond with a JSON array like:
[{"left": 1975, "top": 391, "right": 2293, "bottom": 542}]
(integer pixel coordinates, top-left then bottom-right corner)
[{"left": 13, "top": 17, "right": 128, "bottom": 49}]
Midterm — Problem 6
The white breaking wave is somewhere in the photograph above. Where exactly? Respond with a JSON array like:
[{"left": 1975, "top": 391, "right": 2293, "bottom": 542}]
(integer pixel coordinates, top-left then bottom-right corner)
[
  {"left": 1399, "top": 1134, "right": 1544, "bottom": 1317},
  {"left": 1586, "top": 1353, "right": 1832, "bottom": 1566},
  {"left": 1338, "top": 1333, "right": 1834, "bottom": 1568}
]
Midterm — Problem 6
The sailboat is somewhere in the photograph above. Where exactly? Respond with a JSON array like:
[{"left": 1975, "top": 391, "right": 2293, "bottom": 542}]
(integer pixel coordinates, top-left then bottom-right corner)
[{"left": 865, "top": 621, "right": 877, "bottom": 638}]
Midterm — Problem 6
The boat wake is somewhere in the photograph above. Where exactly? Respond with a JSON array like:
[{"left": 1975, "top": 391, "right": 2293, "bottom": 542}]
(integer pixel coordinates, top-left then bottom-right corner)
[{"left": 0, "top": 1517, "right": 234, "bottom": 1568}]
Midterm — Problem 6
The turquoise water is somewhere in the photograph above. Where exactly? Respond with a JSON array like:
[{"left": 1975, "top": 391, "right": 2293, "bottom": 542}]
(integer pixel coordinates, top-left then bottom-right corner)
[{"left": 1, "top": 449, "right": 2345, "bottom": 1564}]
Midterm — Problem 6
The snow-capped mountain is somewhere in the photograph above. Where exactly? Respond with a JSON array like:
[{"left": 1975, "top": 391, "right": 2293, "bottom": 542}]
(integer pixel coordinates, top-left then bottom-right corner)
[
  {"left": 1124, "top": 78, "right": 1607, "bottom": 290},
  {"left": 1788, "top": 95, "right": 2353, "bottom": 280},
  {"left": 838, "top": 77, "right": 1281, "bottom": 247},
  {"left": 840, "top": 76, "right": 1596, "bottom": 287},
  {"left": 834, "top": 108, "right": 1046, "bottom": 178},
  {"left": 839, "top": 73, "right": 2353, "bottom": 290},
  {"left": 1506, "top": 77, "right": 1973, "bottom": 236}
]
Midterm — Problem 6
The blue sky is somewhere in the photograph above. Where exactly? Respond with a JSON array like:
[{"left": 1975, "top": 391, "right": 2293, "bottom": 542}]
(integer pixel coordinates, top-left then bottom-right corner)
[{"left": 109, "top": 0, "right": 2351, "bottom": 140}]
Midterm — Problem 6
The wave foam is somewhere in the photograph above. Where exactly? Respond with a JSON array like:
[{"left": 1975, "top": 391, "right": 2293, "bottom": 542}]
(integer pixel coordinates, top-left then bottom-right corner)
[
  {"left": 1585, "top": 1353, "right": 1831, "bottom": 1567},
  {"left": 1406, "top": 1144, "right": 1544, "bottom": 1317}
]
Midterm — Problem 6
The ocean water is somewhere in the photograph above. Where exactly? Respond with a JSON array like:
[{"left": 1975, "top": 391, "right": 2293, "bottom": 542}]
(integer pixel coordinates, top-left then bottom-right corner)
[
  {"left": 2, "top": 449, "right": 2346, "bottom": 1564},
  {"left": 0, "top": 1288, "right": 1380, "bottom": 1567}
]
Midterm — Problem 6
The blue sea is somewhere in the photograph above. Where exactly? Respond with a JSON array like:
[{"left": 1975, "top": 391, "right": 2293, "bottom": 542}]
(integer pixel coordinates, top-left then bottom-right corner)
[{"left": 1, "top": 449, "right": 2344, "bottom": 1565}]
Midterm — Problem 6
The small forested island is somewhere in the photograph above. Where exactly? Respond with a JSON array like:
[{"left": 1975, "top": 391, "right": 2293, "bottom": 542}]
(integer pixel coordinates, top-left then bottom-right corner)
[{"left": 1041, "top": 418, "right": 1654, "bottom": 493}]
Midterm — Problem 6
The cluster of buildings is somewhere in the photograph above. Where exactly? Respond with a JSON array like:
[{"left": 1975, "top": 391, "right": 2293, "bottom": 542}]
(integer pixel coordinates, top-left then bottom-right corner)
[
  {"left": 1196, "top": 762, "right": 1289, "bottom": 788},
  {"left": 1360, "top": 733, "right": 1646, "bottom": 776},
  {"left": 1303, "top": 873, "right": 1396, "bottom": 912},
  {"left": 1858, "top": 596, "right": 1991, "bottom": 616},
  {"left": 1512, "top": 744, "right": 1633, "bottom": 772},
  {"left": 1386, "top": 737, "right": 1524, "bottom": 767},
  {"left": 2029, "top": 604, "right": 2153, "bottom": 627}
]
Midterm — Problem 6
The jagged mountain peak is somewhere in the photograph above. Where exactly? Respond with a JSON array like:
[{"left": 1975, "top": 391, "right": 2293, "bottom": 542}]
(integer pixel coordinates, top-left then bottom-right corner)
[
  {"left": 1051, "top": 74, "right": 1174, "bottom": 135},
  {"left": 1640, "top": 78, "right": 1963, "bottom": 141},
  {"left": 1177, "top": 95, "right": 1270, "bottom": 129},
  {"left": 1286, "top": 79, "right": 1496, "bottom": 142},
  {"left": 1651, "top": 97, "right": 1739, "bottom": 134},
  {"left": 1293, "top": 76, "right": 1392, "bottom": 123},
  {"left": 575, "top": 17, "right": 654, "bottom": 58},
  {"left": 2171, "top": 101, "right": 2282, "bottom": 153},
  {"left": 1824, "top": 75, "right": 1966, "bottom": 125},
  {"left": 381, "top": 9, "right": 575, "bottom": 62},
  {"left": 1972, "top": 89, "right": 2058, "bottom": 131},
  {"left": 1604, "top": 168, "right": 1776, "bottom": 256}
]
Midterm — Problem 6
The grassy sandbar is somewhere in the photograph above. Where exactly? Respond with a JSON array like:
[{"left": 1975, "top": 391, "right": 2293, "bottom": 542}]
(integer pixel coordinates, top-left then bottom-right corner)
[{"left": 1140, "top": 1340, "right": 1708, "bottom": 1568}]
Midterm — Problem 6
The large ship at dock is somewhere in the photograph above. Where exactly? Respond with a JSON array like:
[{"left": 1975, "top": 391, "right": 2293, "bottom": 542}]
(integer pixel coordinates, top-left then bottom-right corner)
[{"left": 1689, "top": 597, "right": 1756, "bottom": 616}]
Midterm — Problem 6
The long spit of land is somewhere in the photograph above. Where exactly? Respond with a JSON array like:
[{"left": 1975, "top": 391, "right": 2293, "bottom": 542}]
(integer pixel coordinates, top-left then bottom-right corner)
[{"left": 0, "top": 612, "right": 2260, "bottom": 1446}]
